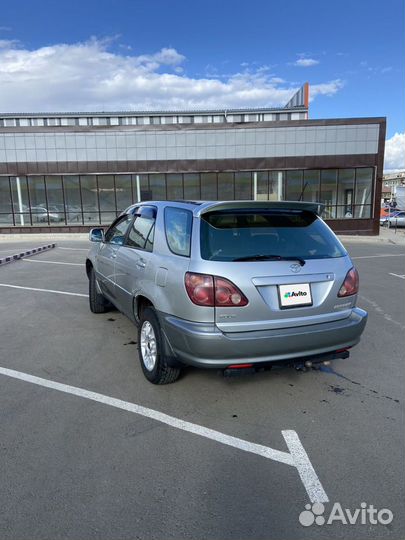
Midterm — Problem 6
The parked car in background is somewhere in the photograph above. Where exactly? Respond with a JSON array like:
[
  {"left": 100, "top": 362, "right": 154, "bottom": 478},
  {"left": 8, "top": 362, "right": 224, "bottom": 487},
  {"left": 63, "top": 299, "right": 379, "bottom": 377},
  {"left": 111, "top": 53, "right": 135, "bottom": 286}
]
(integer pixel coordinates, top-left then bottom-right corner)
[
  {"left": 30, "top": 206, "right": 64, "bottom": 223},
  {"left": 66, "top": 205, "right": 82, "bottom": 222},
  {"left": 86, "top": 200, "right": 367, "bottom": 384},
  {"left": 39, "top": 203, "right": 81, "bottom": 222},
  {"left": 380, "top": 211, "right": 405, "bottom": 227},
  {"left": 82, "top": 205, "right": 100, "bottom": 223},
  {"left": 380, "top": 205, "right": 403, "bottom": 218}
]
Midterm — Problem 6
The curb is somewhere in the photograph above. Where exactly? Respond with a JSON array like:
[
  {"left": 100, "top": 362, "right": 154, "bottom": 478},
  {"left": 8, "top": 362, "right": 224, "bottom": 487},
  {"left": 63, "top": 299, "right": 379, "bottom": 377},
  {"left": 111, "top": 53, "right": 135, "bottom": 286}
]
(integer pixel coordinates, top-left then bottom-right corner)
[
  {"left": 0, "top": 244, "right": 56, "bottom": 266},
  {"left": 338, "top": 235, "right": 405, "bottom": 246},
  {"left": 0, "top": 234, "right": 88, "bottom": 241}
]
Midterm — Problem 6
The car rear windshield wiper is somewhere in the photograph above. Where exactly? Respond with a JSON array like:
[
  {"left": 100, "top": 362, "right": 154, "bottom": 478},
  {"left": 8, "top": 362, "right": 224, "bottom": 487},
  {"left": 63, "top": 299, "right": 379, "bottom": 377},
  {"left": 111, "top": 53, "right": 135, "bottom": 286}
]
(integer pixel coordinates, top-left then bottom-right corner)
[{"left": 232, "top": 254, "right": 306, "bottom": 265}]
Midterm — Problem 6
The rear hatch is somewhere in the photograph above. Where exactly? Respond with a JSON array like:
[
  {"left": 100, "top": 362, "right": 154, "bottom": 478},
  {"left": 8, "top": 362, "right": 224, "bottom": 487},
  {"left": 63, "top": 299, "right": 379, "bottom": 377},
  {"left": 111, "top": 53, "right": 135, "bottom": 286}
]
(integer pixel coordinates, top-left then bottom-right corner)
[{"left": 195, "top": 203, "right": 355, "bottom": 332}]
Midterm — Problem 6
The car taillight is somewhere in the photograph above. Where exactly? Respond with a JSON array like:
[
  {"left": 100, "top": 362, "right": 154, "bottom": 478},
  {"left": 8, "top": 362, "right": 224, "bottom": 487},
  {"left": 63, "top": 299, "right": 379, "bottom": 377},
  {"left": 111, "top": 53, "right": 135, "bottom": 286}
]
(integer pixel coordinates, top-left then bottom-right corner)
[
  {"left": 185, "top": 272, "right": 248, "bottom": 307},
  {"left": 338, "top": 267, "right": 359, "bottom": 297}
]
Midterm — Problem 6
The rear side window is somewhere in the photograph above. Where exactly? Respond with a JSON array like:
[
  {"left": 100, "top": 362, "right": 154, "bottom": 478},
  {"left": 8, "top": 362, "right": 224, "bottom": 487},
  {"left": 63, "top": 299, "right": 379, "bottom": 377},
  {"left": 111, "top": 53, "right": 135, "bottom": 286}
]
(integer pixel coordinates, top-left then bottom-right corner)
[
  {"left": 164, "top": 207, "right": 193, "bottom": 257},
  {"left": 200, "top": 210, "right": 347, "bottom": 261},
  {"left": 126, "top": 206, "right": 156, "bottom": 252}
]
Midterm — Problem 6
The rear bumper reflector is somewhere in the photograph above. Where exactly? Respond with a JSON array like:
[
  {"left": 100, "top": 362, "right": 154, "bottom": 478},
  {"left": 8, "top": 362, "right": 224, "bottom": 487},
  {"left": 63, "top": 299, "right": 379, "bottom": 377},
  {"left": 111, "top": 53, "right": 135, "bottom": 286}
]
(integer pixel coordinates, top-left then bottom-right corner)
[{"left": 227, "top": 363, "right": 253, "bottom": 369}]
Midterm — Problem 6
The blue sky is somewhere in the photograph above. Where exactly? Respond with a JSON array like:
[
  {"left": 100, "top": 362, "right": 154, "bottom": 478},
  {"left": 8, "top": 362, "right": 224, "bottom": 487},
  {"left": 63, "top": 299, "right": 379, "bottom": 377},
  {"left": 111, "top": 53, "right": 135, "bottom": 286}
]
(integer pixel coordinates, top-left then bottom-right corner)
[{"left": 0, "top": 0, "right": 404, "bottom": 167}]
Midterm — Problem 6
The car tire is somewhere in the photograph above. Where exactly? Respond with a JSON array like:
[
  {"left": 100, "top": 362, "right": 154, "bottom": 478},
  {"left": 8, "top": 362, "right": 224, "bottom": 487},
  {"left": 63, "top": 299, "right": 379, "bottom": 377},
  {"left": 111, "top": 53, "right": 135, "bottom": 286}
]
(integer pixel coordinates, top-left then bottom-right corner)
[
  {"left": 138, "top": 307, "right": 181, "bottom": 384},
  {"left": 89, "top": 267, "right": 110, "bottom": 313}
]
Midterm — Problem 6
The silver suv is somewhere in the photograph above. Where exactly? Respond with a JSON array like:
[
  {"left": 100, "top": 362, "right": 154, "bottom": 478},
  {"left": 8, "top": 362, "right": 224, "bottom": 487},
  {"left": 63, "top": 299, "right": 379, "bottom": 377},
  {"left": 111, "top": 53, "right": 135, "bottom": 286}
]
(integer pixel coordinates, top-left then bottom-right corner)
[{"left": 86, "top": 201, "right": 367, "bottom": 384}]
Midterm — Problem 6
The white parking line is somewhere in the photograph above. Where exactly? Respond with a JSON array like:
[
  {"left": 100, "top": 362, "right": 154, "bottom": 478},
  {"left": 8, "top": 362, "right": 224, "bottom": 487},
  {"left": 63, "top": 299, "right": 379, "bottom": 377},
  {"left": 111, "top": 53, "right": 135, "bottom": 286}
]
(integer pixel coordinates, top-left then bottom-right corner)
[
  {"left": 389, "top": 272, "right": 405, "bottom": 280},
  {"left": 23, "top": 259, "right": 83, "bottom": 267},
  {"left": 0, "top": 283, "right": 87, "bottom": 297},
  {"left": 58, "top": 247, "right": 88, "bottom": 251},
  {"left": 359, "top": 294, "right": 405, "bottom": 331},
  {"left": 0, "top": 366, "right": 328, "bottom": 503},
  {"left": 352, "top": 254, "right": 405, "bottom": 259}
]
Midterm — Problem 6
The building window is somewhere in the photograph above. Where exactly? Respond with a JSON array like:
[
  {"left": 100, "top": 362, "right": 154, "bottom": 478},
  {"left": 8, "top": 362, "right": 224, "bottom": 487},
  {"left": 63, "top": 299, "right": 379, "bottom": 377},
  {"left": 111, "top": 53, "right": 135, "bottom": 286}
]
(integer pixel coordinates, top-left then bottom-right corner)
[
  {"left": 98, "top": 175, "right": 116, "bottom": 223},
  {"left": 48, "top": 118, "right": 61, "bottom": 126},
  {"left": 269, "top": 171, "right": 284, "bottom": 201},
  {"left": 31, "top": 118, "right": 45, "bottom": 126},
  {"left": 234, "top": 171, "right": 252, "bottom": 200},
  {"left": 167, "top": 173, "right": 183, "bottom": 199},
  {"left": 115, "top": 174, "right": 133, "bottom": 213},
  {"left": 183, "top": 173, "right": 200, "bottom": 200},
  {"left": 92, "top": 117, "right": 108, "bottom": 126},
  {"left": 63, "top": 175, "right": 83, "bottom": 224},
  {"left": 201, "top": 172, "right": 217, "bottom": 199},
  {"left": 28, "top": 176, "right": 47, "bottom": 226},
  {"left": 354, "top": 168, "right": 373, "bottom": 218},
  {"left": 60, "top": 118, "right": 76, "bottom": 126},
  {"left": 218, "top": 172, "right": 234, "bottom": 200},
  {"left": 285, "top": 170, "right": 303, "bottom": 201},
  {"left": 320, "top": 170, "right": 338, "bottom": 219},
  {"left": 81, "top": 175, "right": 99, "bottom": 224},
  {"left": 336, "top": 169, "right": 355, "bottom": 218},
  {"left": 1, "top": 168, "right": 377, "bottom": 229},
  {"left": 9, "top": 176, "right": 29, "bottom": 225},
  {"left": 45, "top": 175, "right": 65, "bottom": 224},
  {"left": 302, "top": 170, "right": 320, "bottom": 202},
  {"left": 0, "top": 177, "right": 13, "bottom": 225},
  {"left": 149, "top": 174, "right": 166, "bottom": 200},
  {"left": 136, "top": 174, "right": 151, "bottom": 201},
  {"left": 256, "top": 171, "right": 269, "bottom": 200}
]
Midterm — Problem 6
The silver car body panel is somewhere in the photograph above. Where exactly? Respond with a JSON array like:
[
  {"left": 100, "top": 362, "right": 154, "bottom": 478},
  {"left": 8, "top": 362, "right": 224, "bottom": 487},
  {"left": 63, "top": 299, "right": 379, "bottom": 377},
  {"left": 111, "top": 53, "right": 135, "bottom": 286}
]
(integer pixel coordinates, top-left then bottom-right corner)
[{"left": 158, "top": 307, "right": 367, "bottom": 367}]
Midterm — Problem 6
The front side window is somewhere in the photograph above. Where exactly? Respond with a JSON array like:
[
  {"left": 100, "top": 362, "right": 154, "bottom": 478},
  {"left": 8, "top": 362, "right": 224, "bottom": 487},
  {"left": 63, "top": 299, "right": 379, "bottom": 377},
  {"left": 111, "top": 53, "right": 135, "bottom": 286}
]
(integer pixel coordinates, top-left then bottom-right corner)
[
  {"left": 104, "top": 215, "right": 133, "bottom": 245},
  {"left": 200, "top": 210, "right": 346, "bottom": 261},
  {"left": 164, "top": 207, "right": 193, "bottom": 257},
  {"left": 126, "top": 206, "right": 156, "bottom": 251}
]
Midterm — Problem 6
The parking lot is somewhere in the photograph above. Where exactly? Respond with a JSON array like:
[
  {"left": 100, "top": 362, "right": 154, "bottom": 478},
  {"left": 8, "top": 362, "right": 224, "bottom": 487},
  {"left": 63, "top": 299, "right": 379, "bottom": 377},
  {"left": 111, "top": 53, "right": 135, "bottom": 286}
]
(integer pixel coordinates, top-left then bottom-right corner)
[{"left": 0, "top": 237, "right": 404, "bottom": 540}]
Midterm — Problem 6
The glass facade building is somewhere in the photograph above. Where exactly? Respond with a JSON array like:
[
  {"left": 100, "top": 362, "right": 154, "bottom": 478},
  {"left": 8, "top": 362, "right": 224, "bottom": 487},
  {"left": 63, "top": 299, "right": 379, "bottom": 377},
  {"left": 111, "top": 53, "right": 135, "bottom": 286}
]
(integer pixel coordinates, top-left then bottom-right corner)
[
  {"left": 0, "top": 168, "right": 374, "bottom": 227},
  {"left": 0, "top": 84, "right": 386, "bottom": 235}
]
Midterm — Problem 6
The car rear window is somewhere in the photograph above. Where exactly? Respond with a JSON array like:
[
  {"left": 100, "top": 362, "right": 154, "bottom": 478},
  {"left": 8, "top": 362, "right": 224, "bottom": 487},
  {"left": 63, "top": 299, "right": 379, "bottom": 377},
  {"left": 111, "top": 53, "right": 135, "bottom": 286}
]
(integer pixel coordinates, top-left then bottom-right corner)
[{"left": 200, "top": 210, "right": 347, "bottom": 261}]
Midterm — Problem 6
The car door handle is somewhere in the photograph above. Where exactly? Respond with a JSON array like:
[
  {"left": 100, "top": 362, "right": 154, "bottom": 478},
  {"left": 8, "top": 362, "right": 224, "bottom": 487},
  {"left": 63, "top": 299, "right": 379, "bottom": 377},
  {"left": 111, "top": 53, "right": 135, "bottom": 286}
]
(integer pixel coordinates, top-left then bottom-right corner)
[
  {"left": 111, "top": 253, "right": 117, "bottom": 259},
  {"left": 136, "top": 260, "right": 146, "bottom": 268}
]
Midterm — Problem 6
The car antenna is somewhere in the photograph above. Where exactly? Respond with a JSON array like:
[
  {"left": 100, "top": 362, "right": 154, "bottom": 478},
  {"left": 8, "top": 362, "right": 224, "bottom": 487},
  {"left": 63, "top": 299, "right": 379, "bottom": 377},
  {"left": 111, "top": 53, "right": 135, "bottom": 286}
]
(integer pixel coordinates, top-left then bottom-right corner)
[{"left": 298, "top": 182, "right": 308, "bottom": 201}]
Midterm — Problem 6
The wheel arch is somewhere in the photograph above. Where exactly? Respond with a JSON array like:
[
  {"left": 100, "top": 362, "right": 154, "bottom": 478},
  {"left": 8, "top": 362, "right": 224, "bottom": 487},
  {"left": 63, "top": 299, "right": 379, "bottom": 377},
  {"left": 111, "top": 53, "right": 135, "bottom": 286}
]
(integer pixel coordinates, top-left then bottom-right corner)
[
  {"left": 134, "top": 294, "right": 154, "bottom": 323},
  {"left": 85, "top": 259, "right": 93, "bottom": 279}
]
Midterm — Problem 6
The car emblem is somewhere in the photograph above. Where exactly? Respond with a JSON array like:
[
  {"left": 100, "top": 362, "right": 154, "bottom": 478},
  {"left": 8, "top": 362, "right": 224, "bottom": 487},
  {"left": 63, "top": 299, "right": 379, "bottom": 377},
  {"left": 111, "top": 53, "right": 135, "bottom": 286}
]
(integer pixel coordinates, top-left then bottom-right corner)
[{"left": 290, "top": 263, "right": 301, "bottom": 273}]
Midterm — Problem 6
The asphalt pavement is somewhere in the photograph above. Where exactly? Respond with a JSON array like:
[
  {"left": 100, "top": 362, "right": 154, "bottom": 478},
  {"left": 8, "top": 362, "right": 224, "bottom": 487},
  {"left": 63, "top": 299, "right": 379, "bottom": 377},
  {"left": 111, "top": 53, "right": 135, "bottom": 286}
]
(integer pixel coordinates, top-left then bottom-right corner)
[{"left": 0, "top": 236, "right": 404, "bottom": 540}]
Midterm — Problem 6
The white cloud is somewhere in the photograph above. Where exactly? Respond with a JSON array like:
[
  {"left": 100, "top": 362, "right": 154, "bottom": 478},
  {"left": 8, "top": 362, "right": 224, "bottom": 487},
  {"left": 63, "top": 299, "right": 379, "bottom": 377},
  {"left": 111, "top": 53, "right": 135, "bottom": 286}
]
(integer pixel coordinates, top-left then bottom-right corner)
[
  {"left": 0, "top": 38, "right": 19, "bottom": 48},
  {"left": 294, "top": 58, "right": 319, "bottom": 67},
  {"left": 384, "top": 132, "right": 405, "bottom": 172},
  {"left": 310, "top": 79, "right": 344, "bottom": 100},
  {"left": 0, "top": 38, "right": 340, "bottom": 111}
]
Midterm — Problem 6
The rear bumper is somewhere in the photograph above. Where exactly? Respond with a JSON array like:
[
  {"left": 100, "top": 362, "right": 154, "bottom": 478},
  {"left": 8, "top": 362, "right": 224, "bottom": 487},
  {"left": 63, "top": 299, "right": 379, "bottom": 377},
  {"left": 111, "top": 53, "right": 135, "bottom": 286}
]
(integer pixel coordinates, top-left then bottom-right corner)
[{"left": 159, "top": 308, "right": 368, "bottom": 368}]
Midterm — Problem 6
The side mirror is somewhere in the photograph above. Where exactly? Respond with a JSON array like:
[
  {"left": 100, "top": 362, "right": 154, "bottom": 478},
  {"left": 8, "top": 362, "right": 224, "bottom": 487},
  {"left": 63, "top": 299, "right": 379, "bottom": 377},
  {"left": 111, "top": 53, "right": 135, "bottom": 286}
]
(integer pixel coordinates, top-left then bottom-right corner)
[{"left": 89, "top": 228, "right": 105, "bottom": 243}]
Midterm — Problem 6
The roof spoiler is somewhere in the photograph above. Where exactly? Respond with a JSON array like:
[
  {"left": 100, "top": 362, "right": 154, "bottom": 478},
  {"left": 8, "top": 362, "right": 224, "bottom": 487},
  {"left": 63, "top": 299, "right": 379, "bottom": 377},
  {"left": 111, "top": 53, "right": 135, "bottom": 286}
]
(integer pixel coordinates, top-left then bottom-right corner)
[{"left": 198, "top": 201, "right": 325, "bottom": 217}]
